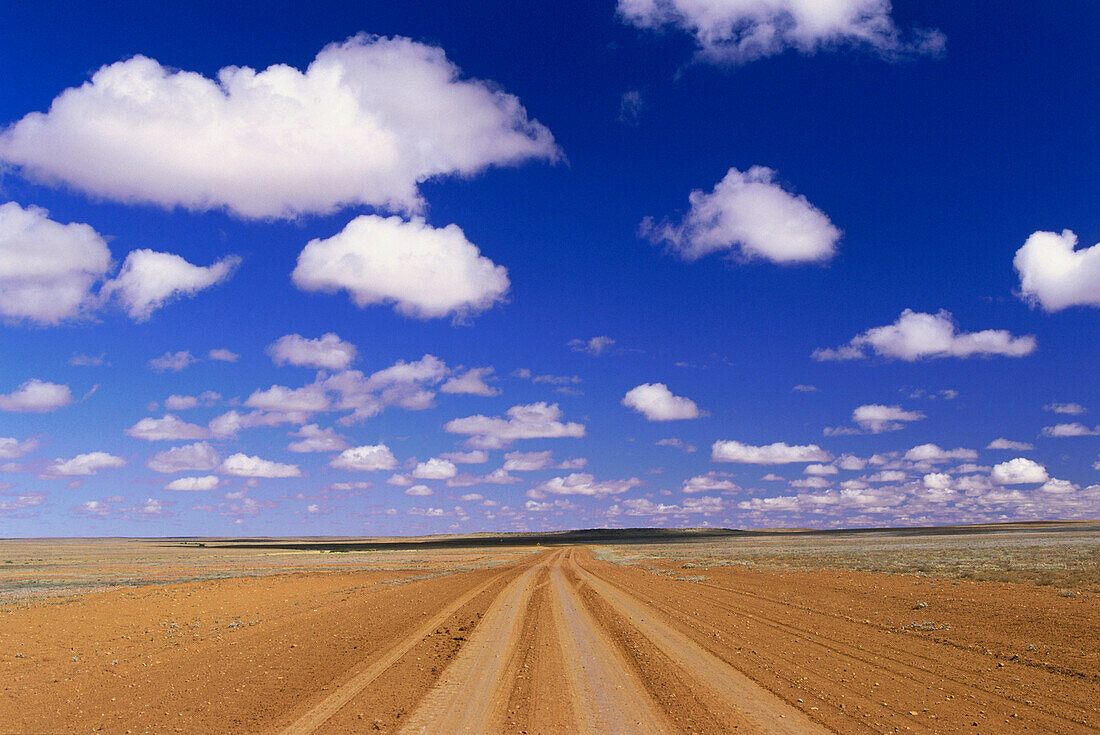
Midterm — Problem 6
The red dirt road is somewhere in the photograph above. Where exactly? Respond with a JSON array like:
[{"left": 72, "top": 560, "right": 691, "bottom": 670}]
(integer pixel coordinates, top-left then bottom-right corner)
[{"left": 3, "top": 545, "right": 1097, "bottom": 733}]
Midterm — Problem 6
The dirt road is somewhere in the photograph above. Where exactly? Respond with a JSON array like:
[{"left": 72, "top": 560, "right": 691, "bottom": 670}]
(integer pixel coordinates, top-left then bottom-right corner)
[{"left": 3, "top": 544, "right": 1097, "bottom": 733}]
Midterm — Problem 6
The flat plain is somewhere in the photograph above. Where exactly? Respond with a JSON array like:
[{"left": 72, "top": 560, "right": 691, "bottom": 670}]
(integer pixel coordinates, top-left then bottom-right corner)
[{"left": 1, "top": 522, "right": 1097, "bottom": 733}]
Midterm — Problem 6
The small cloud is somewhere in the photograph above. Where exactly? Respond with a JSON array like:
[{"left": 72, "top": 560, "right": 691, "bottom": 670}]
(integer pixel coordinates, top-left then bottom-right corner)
[
  {"left": 622, "top": 383, "right": 701, "bottom": 421},
  {"left": 0, "top": 380, "right": 73, "bottom": 413},
  {"left": 69, "top": 353, "right": 107, "bottom": 367},
  {"left": 208, "top": 348, "right": 240, "bottom": 362},
  {"left": 1045, "top": 402, "right": 1086, "bottom": 415},
  {"left": 655, "top": 437, "right": 697, "bottom": 453},
  {"left": 617, "top": 90, "right": 644, "bottom": 126},
  {"left": 149, "top": 350, "right": 197, "bottom": 372},
  {"left": 792, "top": 384, "right": 818, "bottom": 393},
  {"left": 987, "top": 438, "right": 1034, "bottom": 451}
]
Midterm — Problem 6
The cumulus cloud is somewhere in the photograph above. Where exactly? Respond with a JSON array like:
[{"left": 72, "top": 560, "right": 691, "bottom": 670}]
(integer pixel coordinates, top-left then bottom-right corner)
[
  {"left": 642, "top": 166, "right": 839, "bottom": 265},
  {"left": 617, "top": 0, "right": 944, "bottom": 65},
  {"left": 412, "top": 458, "right": 458, "bottom": 480},
  {"left": 146, "top": 442, "right": 220, "bottom": 473},
  {"left": 441, "top": 367, "right": 499, "bottom": 396},
  {"left": 245, "top": 384, "right": 330, "bottom": 414},
  {"left": 711, "top": 440, "right": 831, "bottom": 464},
  {"left": 127, "top": 414, "right": 211, "bottom": 441},
  {"left": 102, "top": 250, "right": 239, "bottom": 321},
  {"left": 208, "top": 348, "right": 239, "bottom": 362},
  {"left": 287, "top": 424, "right": 348, "bottom": 453},
  {"left": 682, "top": 472, "right": 739, "bottom": 494},
  {"left": 622, "top": 496, "right": 725, "bottom": 516},
  {"left": 405, "top": 485, "right": 434, "bottom": 496},
  {"left": 331, "top": 444, "right": 398, "bottom": 472},
  {"left": 1014, "top": 230, "right": 1100, "bottom": 311},
  {"left": 1040, "top": 478, "right": 1078, "bottom": 495},
  {"left": 0, "top": 35, "right": 558, "bottom": 219},
  {"left": 293, "top": 215, "right": 509, "bottom": 320},
  {"left": 990, "top": 458, "right": 1048, "bottom": 485},
  {"left": 804, "top": 463, "right": 839, "bottom": 476},
  {"left": 1045, "top": 402, "right": 1086, "bottom": 415},
  {"left": 164, "top": 475, "right": 220, "bottom": 491},
  {"left": 1041, "top": 423, "right": 1100, "bottom": 437},
  {"left": 268, "top": 333, "right": 356, "bottom": 370},
  {"left": 0, "top": 492, "right": 46, "bottom": 514},
  {"left": 219, "top": 453, "right": 301, "bottom": 478},
  {"left": 987, "top": 438, "right": 1034, "bottom": 451},
  {"left": 568, "top": 336, "right": 616, "bottom": 356},
  {"left": 528, "top": 473, "right": 642, "bottom": 499},
  {"left": 438, "top": 450, "right": 489, "bottom": 464},
  {"left": 0, "top": 437, "right": 37, "bottom": 460},
  {"left": 44, "top": 451, "right": 125, "bottom": 477},
  {"left": 502, "top": 450, "right": 554, "bottom": 471},
  {"left": 444, "top": 402, "right": 585, "bottom": 449},
  {"left": 0, "top": 379, "right": 72, "bottom": 412},
  {"left": 902, "top": 444, "right": 977, "bottom": 463},
  {"left": 813, "top": 310, "right": 1036, "bottom": 361},
  {"left": 0, "top": 202, "right": 110, "bottom": 324},
  {"left": 149, "top": 350, "right": 198, "bottom": 372},
  {"left": 852, "top": 404, "right": 925, "bottom": 433},
  {"left": 622, "top": 383, "right": 701, "bottom": 421}
]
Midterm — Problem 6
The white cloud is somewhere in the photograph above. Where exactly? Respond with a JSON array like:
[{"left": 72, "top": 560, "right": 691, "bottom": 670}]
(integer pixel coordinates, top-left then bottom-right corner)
[
  {"left": 642, "top": 166, "right": 839, "bottom": 265},
  {"left": 44, "top": 451, "right": 125, "bottom": 477},
  {"left": 208, "top": 348, "right": 239, "bottom": 362},
  {"left": 0, "top": 492, "right": 46, "bottom": 513},
  {"left": 0, "top": 379, "right": 72, "bottom": 413},
  {"left": 102, "top": 250, "right": 238, "bottom": 321},
  {"left": 528, "top": 473, "right": 641, "bottom": 499},
  {"left": 245, "top": 384, "right": 330, "bottom": 413},
  {"left": 682, "top": 472, "right": 739, "bottom": 494},
  {"left": 1041, "top": 423, "right": 1100, "bottom": 437},
  {"left": 163, "top": 395, "right": 197, "bottom": 411},
  {"left": 331, "top": 444, "right": 398, "bottom": 472},
  {"left": 987, "top": 438, "right": 1034, "bottom": 451},
  {"left": 438, "top": 450, "right": 488, "bottom": 464},
  {"left": 655, "top": 437, "right": 697, "bottom": 453},
  {"left": 405, "top": 485, "right": 433, "bottom": 496},
  {"left": 0, "top": 35, "right": 558, "bottom": 219},
  {"left": 804, "top": 463, "right": 838, "bottom": 476},
  {"left": 164, "top": 475, "right": 220, "bottom": 491},
  {"left": 148, "top": 350, "right": 197, "bottom": 372},
  {"left": 558, "top": 457, "right": 588, "bottom": 470},
  {"left": 852, "top": 404, "right": 925, "bottom": 433},
  {"left": 792, "top": 384, "right": 819, "bottom": 393},
  {"left": 711, "top": 440, "right": 831, "bottom": 464},
  {"left": 836, "top": 455, "right": 867, "bottom": 471},
  {"left": 146, "top": 442, "right": 220, "bottom": 473},
  {"left": 622, "top": 496, "right": 725, "bottom": 516},
  {"left": 1014, "top": 230, "right": 1100, "bottom": 311},
  {"left": 460, "top": 493, "right": 484, "bottom": 502},
  {"left": 293, "top": 215, "right": 509, "bottom": 320},
  {"left": 219, "top": 453, "right": 301, "bottom": 478},
  {"left": 287, "top": 424, "right": 348, "bottom": 453},
  {"left": 0, "top": 437, "right": 37, "bottom": 460},
  {"left": 622, "top": 383, "right": 701, "bottom": 421},
  {"left": 502, "top": 450, "right": 553, "bottom": 471},
  {"left": 903, "top": 444, "right": 978, "bottom": 463},
  {"left": 0, "top": 202, "right": 111, "bottom": 324},
  {"left": 268, "top": 333, "right": 356, "bottom": 370},
  {"left": 568, "top": 336, "right": 615, "bottom": 356},
  {"left": 813, "top": 310, "right": 1036, "bottom": 361},
  {"left": 1040, "top": 478, "right": 1078, "bottom": 495},
  {"left": 865, "top": 470, "right": 908, "bottom": 483},
  {"left": 1045, "top": 402, "right": 1086, "bottom": 415},
  {"left": 922, "top": 472, "right": 953, "bottom": 491},
  {"left": 127, "top": 414, "right": 211, "bottom": 441},
  {"left": 444, "top": 402, "right": 585, "bottom": 449},
  {"left": 412, "top": 458, "right": 458, "bottom": 480},
  {"left": 441, "top": 367, "right": 499, "bottom": 396},
  {"left": 991, "top": 458, "right": 1049, "bottom": 485},
  {"left": 617, "top": 0, "right": 944, "bottom": 65}
]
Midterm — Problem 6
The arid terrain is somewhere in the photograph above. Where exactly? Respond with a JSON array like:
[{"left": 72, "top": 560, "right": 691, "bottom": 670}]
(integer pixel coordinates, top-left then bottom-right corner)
[{"left": 1, "top": 523, "right": 1098, "bottom": 733}]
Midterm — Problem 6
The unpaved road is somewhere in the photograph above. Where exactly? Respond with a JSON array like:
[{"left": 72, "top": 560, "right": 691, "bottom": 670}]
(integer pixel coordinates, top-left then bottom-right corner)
[{"left": 3, "top": 545, "right": 1097, "bottom": 733}]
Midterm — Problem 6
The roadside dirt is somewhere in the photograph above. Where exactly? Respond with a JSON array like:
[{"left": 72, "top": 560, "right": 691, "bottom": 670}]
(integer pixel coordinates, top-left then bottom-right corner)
[{"left": 2, "top": 544, "right": 1097, "bottom": 734}]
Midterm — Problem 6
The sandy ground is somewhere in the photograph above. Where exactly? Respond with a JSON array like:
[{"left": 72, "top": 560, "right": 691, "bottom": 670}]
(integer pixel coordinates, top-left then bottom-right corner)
[{"left": 2, "top": 540, "right": 1097, "bottom": 734}]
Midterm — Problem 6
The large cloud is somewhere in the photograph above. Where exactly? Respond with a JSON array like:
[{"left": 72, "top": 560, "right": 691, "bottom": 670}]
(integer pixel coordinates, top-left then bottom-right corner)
[
  {"left": 642, "top": 167, "right": 839, "bottom": 265},
  {"left": 990, "top": 458, "right": 1048, "bottom": 485},
  {"left": 622, "top": 383, "right": 701, "bottom": 421},
  {"left": 711, "top": 440, "right": 831, "bottom": 464},
  {"left": 0, "top": 35, "right": 559, "bottom": 219},
  {"left": 330, "top": 444, "right": 398, "bottom": 472},
  {"left": 0, "top": 380, "right": 72, "bottom": 413},
  {"left": 146, "top": 442, "right": 220, "bottom": 473},
  {"left": 813, "top": 310, "right": 1036, "bottom": 361},
  {"left": 617, "top": 0, "right": 944, "bottom": 65},
  {"left": 1014, "top": 230, "right": 1100, "bottom": 311},
  {"left": 444, "top": 402, "right": 585, "bottom": 449},
  {"left": 268, "top": 333, "right": 357, "bottom": 370},
  {"left": 102, "top": 250, "right": 239, "bottom": 321},
  {"left": 219, "top": 453, "right": 301, "bottom": 478},
  {"left": 0, "top": 202, "right": 110, "bottom": 324},
  {"left": 293, "top": 215, "right": 509, "bottom": 319}
]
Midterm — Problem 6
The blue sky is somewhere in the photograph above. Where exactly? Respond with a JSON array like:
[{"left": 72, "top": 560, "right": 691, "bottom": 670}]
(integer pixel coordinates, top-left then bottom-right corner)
[{"left": 0, "top": 0, "right": 1097, "bottom": 536}]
